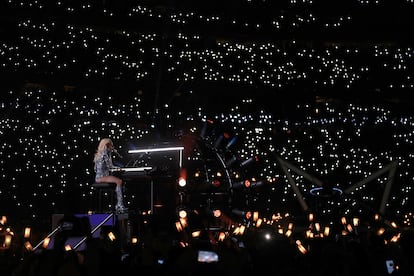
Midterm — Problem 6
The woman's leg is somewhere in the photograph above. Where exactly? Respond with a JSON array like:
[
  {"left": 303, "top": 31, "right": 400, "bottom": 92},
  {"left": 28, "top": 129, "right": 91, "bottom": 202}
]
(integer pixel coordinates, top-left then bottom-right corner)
[{"left": 96, "top": 176, "right": 127, "bottom": 213}]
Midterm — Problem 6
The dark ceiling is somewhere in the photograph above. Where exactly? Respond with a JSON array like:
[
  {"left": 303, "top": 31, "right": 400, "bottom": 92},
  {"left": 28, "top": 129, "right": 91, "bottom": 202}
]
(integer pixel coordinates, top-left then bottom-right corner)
[{"left": 1, "top": 0, "right": 414, "bottom": 109}]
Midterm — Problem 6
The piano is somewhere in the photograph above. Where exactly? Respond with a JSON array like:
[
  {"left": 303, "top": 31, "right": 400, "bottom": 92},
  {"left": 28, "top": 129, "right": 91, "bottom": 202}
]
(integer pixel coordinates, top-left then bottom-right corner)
[
  {"left": 112, "top": 145, "right": 184, "bottom": 180},
  {"left": 110, "top": 166, "right": 154, "bottom": 180},
  {"left": 110, "top": 146, "right": 184, "bottom": 213}
]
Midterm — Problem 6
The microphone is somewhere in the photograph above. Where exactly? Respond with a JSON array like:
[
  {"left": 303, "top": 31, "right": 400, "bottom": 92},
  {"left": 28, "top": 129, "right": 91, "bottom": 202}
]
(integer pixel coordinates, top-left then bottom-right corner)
[{"left": 112, "top": 148, "right": 123, "bottom": 158}]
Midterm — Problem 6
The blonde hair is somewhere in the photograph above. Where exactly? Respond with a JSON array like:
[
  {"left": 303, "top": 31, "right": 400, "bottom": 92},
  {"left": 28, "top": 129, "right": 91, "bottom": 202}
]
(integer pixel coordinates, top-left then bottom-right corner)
[{"left": 93, "top": 138, "right": 113, "bottom": 163}]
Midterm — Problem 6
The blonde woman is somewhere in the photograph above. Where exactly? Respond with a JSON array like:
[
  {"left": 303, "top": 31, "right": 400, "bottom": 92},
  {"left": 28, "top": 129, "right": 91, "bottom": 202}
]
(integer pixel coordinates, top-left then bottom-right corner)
[{"left": 93, "top": 138, "right": 127, "bottom": 213}]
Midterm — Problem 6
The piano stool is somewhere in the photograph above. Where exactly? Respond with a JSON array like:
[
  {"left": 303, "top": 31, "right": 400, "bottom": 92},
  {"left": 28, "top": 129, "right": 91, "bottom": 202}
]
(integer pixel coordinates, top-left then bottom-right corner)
[{"left": 92, "top": 182, "right": 116, "bottom": 213}]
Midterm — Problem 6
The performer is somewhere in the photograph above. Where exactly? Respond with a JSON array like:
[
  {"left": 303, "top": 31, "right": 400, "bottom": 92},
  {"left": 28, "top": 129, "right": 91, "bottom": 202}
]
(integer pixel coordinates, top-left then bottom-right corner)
[{"left": 93, "top": 138, "right": 127, "bottom": 213}]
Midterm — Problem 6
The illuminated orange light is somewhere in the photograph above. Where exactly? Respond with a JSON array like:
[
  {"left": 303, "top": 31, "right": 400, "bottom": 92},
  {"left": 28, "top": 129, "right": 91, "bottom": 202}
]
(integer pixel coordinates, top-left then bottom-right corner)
[
  {"left": 24, "top": 227, "right": 31, "bottom": 239},
  {"left": 43, "top": 237, "right": 50, "bottom": 248},
  {"left": 315, "top": 222, "right": 320, "bottom": 232},
  {"left": 108, "top": 231, "right": 116, "bottom": 241},
  {"left": 175, "top": 221, "right": 183, "bottom": 232},
  {"left": 24, "top": 241, "right": 33, "bottom": 251},
  {"left": 191, "top": 230, "right": 201, "bottom": 238},
  {"left": 377, "top": 227, "right": 385, "bottom": 236},
  {"left": 253, "top": 211, "right": 259, "bottom": 221},
  {"left": 285, "top": 229, "right": 292, "bottom": 237},
  {"left": 4, "top": 235, "right": 12, "bottom": 248},
  {"left": 324, "top": 227, "right": 330, "bottom": 237},
  {"left": 353, "top": 217, "right": 359, "bottom": 226},
  {"left": 179, "top": 217, "right": 188, "bottom": 228},
  {"left": 296, "top": 240, "right": 307, "bottom": 254},
  {"left": 178, "top": 209, "right": 187, "bottom": 219},
  {"left": 178, "top": 177, "right": 186, "bottom": 188}
]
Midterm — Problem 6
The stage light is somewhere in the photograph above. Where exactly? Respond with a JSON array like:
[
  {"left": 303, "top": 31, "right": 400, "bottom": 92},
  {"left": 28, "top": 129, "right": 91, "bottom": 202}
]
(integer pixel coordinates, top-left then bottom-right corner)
[
  {"left": 225, "top": 136, "right": 237, "bottom": 150},
  {"left": 240, "top": 156, "right": 258, "bottom": 168},
  {"left": 200, "top": 120, "right": 214, "bottom": 139},
  {"left": 178, "top": 168, "right": 187, "bottom": 188},
  {"left": 178, "top": 176, "right": 187, "bottom": 188},
  {"left": 128, "top": 146, "right": 184, "bottom": 154},
  {"left": 178, "top": 209, "right": 187, "bottom": 219},
  {"left": 232, "top": 179, "right": 264, "bottom": 189},
  {"left": 214, "top": 132, "right": 231, "bottom": 149},
  {"left": 176, "top": 205, "right": 189, "bottom": 220},
  {"left": 250, "top": 180, "right": 265, "bottom": 188}
]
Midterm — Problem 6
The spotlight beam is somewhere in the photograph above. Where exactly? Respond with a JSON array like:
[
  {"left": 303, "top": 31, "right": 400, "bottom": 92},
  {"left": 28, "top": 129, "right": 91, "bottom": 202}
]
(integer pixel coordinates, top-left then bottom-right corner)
[
  {"left": 276, "top": 156, "right": 314, "bottom": 211},
  {"left": 343, "top": 161, "right": 397, "bottom": 215}
]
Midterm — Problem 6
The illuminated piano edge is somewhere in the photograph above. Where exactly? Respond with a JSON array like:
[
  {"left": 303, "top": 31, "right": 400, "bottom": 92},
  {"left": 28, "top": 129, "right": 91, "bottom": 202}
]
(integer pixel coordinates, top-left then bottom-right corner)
[
  {"left": 111, "top": 166, "right": 153, "bottom": 172},
  {"left": 127, "top": 146, "right": 184, "bottom": 154}
]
